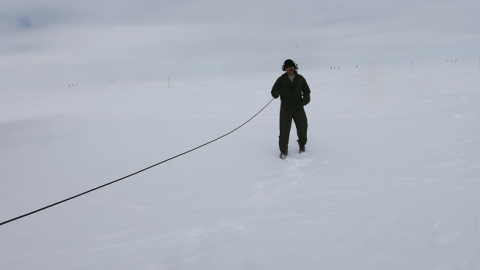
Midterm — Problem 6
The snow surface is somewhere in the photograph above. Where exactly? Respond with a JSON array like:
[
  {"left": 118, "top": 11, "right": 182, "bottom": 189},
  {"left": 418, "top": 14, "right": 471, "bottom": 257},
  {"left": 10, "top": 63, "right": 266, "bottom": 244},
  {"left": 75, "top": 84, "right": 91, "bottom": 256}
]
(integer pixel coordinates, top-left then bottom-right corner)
[{"left": 1, "top": 60, "right": 480, "bottom": 269}]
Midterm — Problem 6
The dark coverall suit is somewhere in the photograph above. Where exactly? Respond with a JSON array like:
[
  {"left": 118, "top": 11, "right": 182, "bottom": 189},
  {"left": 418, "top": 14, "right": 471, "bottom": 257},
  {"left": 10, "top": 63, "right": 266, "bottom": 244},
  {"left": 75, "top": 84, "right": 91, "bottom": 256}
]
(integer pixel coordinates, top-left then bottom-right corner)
[{"left": 271, "top": 71, "right": 311, "bottom": 154}]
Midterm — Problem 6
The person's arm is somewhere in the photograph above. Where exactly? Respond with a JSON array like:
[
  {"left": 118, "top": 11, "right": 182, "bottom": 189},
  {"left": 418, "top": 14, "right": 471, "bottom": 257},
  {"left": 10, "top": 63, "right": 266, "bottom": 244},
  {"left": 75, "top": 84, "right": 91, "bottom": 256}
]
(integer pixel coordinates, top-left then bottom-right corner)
[
  {"left": 271, "top": 78, "right": 284, "bottom": 99},
  {"left": 301, "top": 78, "right": 311, "bottom": 106}
]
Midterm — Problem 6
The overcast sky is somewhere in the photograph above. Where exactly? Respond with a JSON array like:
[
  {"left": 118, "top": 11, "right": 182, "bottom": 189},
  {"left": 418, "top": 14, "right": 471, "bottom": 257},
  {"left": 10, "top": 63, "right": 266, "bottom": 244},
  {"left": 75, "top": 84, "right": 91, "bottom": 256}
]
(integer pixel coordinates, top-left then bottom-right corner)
[{"left": 1, "top": 0, "right": 479, "bottom": 87}]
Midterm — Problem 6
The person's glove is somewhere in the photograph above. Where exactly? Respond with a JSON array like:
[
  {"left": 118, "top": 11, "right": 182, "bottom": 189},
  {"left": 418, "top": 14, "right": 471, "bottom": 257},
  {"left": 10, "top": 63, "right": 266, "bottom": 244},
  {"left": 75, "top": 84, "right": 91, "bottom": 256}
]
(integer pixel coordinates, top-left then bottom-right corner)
[{"left": 273, "top": 88, "right": 284, "bottom": 99}]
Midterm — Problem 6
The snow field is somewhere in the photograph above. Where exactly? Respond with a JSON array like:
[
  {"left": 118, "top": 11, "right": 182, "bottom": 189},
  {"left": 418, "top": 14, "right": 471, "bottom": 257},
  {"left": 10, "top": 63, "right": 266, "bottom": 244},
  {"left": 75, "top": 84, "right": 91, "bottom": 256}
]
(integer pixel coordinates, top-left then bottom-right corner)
[{"left": 1, "top": 60, "right": 480, "bottom": 269}]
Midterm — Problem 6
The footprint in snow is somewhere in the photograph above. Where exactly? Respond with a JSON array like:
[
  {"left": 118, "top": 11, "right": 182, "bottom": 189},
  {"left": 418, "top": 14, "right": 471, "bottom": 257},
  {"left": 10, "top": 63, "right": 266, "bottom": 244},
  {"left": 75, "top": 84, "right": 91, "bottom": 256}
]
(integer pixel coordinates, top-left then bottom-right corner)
[
  {"left": 175, "top": 227, "right": 205, "bottom": 245},
  {"left": 285, "top": 157, "right": 314, "bottom": 184}
]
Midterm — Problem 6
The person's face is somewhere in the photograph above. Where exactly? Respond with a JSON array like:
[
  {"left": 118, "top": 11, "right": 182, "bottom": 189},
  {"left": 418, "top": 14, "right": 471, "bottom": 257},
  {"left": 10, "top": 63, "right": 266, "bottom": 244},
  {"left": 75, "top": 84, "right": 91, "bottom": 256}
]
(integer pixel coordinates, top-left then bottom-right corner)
[{"left": 285, "top": 65, "right": 295, "bottom": 74}]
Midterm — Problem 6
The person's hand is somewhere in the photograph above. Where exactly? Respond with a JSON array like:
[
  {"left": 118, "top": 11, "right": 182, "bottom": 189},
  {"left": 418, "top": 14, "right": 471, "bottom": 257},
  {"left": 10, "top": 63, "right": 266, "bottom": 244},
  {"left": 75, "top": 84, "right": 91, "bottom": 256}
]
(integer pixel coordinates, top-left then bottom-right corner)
[{"left": 273, "top": 89, "right": 284, "bottom": 99}]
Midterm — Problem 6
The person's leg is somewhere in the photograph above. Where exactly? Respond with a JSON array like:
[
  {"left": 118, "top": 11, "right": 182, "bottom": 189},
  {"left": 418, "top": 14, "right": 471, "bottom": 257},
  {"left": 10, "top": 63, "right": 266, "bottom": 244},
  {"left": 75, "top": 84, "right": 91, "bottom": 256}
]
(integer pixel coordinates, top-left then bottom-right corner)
[
  {"left": 279, "top": 108, "right": 293, "bottom": 154},
  {"left": 293, "top": 108, "right": 308, "bottom": 149}
]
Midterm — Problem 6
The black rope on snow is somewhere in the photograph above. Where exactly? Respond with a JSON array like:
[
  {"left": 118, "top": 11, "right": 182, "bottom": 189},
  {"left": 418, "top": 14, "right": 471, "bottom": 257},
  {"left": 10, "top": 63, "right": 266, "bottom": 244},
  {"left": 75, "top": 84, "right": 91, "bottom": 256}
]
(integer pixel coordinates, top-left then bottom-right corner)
[{"left": 0, "top": 98, "right": 275, "bottom": 227}]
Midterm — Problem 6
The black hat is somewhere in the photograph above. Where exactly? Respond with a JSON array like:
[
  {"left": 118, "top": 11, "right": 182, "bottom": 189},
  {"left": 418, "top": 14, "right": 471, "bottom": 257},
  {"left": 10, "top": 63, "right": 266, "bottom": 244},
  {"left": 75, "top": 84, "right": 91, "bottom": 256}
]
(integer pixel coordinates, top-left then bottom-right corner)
[
  {"left": 282, "top": 59, "right": 298, "bottom": 71},
  {"left": 284, "top": 59, "right": 295, "bottom": 67}
]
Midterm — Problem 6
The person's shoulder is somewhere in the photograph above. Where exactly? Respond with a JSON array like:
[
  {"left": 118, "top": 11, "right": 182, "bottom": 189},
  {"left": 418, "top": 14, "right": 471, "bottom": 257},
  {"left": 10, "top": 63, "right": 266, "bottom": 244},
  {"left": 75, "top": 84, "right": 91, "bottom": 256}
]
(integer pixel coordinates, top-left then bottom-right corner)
[
  {"left": 296, "top": 73, "right": 309, "bottom": 82},
  {"left": 276, "top": 72, "right": 288, "bottom": 81}
]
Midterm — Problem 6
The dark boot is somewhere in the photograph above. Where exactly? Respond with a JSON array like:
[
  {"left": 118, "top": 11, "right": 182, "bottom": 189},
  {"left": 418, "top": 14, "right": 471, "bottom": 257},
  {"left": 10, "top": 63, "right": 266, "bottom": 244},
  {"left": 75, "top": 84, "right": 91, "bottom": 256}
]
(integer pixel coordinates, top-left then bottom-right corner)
[{"left": 299, "top": 145, "right": 305, "bottom": 153}]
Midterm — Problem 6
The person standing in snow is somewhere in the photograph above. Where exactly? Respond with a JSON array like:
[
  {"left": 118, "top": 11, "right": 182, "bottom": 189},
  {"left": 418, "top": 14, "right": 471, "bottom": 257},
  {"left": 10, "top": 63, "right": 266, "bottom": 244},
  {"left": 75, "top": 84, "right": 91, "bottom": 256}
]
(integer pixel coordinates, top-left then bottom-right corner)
[{"left": 271, "top": 59, "right": 311, "bottom": 159}]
